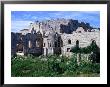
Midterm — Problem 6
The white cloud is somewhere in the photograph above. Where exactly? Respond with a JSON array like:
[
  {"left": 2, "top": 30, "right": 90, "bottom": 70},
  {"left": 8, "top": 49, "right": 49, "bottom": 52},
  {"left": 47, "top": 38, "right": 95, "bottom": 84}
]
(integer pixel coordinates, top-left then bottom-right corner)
[
  {"left": 11, "top": 21, "right": 33, "bottom": 32},
  {"left": 31, "top": 16, "right": 39, "bottom": 20},
  {"left": 23, "top": 14, "right": 31, "bottom": 19}
]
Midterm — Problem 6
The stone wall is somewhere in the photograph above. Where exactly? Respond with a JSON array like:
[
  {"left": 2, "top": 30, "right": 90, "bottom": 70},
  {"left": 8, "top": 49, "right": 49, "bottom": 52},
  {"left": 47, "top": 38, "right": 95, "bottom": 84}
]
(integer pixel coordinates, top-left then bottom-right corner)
[
  {"left": 61, "top": 27, "right": 100, "bottom": 56},
  {"left": 11, "top": 18, "right": 100, "bottom": 57}
]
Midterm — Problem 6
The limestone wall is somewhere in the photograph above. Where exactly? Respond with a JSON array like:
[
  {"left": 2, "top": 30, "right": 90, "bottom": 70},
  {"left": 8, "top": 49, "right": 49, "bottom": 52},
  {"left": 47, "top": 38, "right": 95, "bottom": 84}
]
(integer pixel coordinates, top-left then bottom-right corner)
[
  {"left": 61, "top": 31, "right": 100, "bottom": 55},
  {"left": 13, "top": 19, "right": 100, "bottom": 57}
]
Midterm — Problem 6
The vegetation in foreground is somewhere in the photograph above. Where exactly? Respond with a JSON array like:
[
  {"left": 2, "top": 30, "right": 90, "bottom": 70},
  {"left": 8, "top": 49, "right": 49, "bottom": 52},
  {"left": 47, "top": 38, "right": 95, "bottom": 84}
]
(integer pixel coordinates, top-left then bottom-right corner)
[{"left": 11, "top": 54, "right": 100, "bottom": 77}]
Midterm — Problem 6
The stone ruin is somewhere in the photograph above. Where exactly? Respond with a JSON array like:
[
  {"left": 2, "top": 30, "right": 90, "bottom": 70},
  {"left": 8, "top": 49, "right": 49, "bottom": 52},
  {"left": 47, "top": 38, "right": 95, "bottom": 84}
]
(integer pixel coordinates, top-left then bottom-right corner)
[{"left": 11, "top": 18, "right": 100, "bottom": 57}]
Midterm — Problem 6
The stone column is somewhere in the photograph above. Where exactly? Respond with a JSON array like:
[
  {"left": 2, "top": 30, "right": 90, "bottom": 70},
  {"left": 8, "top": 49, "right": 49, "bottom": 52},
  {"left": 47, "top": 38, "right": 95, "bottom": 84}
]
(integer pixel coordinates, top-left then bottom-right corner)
[
  {"left": 51, "top": 48, "right": 54, "bottom": 55},
  {"left": 77, "top": 53, "right": 81, "bottom": 65},
  {"left": 44, "top": 48, "right": 47, "bottom": 56}
]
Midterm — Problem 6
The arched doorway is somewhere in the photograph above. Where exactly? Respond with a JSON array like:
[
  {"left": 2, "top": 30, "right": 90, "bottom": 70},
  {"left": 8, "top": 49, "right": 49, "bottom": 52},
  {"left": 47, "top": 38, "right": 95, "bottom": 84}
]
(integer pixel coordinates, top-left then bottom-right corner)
[{"left": 16, "top": 43, "right": 23, "bottom": 53}]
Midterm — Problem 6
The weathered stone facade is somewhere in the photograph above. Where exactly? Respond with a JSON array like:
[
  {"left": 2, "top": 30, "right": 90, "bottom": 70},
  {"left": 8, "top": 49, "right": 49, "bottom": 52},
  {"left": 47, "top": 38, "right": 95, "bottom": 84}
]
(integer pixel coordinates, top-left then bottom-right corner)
[
  {"left": 11, "top": 29, "right": 43, "bottom": 56},
  {"left": 11, "top": 19, "right": 100, "bottom": 57}
]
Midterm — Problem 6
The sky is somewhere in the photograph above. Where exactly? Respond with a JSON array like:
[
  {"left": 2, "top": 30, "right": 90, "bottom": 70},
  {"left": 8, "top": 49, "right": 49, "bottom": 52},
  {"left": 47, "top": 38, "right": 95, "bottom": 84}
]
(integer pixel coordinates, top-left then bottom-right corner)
[{"left": 11, "top": 11, "right": 100, "bottom": 32}]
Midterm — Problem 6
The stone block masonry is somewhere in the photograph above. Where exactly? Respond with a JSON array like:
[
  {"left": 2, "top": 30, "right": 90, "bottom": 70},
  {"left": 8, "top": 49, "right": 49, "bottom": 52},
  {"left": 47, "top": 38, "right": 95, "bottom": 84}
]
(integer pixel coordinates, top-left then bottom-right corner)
[{"left": 11, "top": 18, "right": 100, "bottom": 57}]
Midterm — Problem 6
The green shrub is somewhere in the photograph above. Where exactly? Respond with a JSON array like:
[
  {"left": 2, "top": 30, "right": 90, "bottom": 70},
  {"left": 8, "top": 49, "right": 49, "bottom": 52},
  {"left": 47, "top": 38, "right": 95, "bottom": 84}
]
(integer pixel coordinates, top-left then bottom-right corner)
[
  {"left": 78, "top": 61, "right": 100, "bottom": 74},
  {"left": 66, "top": 57, "right": 78, "bottom": 72},
  {"left": 71, "top": 42, "right": 100, "bottom": 63},
  {"left": 11, "top": 55, "right": 100, "bottom": 77}
]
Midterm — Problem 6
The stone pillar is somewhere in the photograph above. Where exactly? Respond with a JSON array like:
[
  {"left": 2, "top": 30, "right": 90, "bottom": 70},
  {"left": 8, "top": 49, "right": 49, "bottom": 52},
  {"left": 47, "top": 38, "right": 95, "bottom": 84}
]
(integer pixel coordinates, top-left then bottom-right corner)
[
  {"left": 52, "top": 48, "right": 54, "bottom": 55},
  {"left": 44, "top": 48, "right": 47, "bottom": 56},
  {"left": 87, "top": 54, "right": 89, "bottom": 61},
  {"left": 77, "top": 53, "right": 81, "bottom": 65}
]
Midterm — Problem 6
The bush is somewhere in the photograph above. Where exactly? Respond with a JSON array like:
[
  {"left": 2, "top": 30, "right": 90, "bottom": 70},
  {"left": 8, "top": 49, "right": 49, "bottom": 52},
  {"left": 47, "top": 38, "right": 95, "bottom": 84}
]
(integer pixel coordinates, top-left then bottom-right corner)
[
  {"left": 71, "top": 46, "right": 81, "bottom": 53},
  {"left": 66, "top": 56, "right": 78, "bottom": 72},
  {"left": 11, "top": 55, "right": 100, "bottom": 77},
  {"left": 47, "top": 55, "right": 67, "bottom": 75},
  {"left": 71, "top": 42, "right": 100, "bottom": 63},
  {"left": 78, "top": 61, "right": 100, "bottom": 74},
  {"left": 71, "top": 42, "right": 100, "bottom": 54}
]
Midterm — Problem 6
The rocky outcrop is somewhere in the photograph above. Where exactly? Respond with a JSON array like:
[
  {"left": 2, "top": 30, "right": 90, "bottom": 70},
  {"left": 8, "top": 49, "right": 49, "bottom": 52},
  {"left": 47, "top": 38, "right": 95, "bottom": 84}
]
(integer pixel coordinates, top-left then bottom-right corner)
[{"left": 28, "top": 18, "right": 96, "bottom": 34}]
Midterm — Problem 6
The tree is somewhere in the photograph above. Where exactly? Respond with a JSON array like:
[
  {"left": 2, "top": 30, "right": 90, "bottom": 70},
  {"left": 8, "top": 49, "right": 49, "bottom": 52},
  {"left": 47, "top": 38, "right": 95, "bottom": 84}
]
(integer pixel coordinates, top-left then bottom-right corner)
[
  {"left": 71, "top": 41, "right": 100, "bottom": 63},
  {"left": 88, "top": 41, "right": 100, "bottom": 63},
  {"left": 71, "top": 45, "right": 81, "bottom": 65}
]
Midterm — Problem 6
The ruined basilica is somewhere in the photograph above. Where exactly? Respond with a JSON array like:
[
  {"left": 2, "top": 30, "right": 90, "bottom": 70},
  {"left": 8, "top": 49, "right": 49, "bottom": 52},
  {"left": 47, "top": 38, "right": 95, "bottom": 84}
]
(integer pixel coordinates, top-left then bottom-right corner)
[{"left": 11, "top": 18, "right": 100, "bottom": 57}]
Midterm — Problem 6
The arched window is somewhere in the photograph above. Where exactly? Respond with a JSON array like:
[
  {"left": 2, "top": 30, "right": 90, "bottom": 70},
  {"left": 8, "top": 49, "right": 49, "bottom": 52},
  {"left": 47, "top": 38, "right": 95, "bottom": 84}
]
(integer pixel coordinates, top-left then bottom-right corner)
[
  {"left": 67, "top": 48, "right": 70, "bottom": 52},
  {"left": 58, "top": 37, "right": 61, "bottom": 47},
  {"left": 50, "top": 43, "right": 51, "bottom": 47},
  {"left": 16, "top": 44, "right": 23, "bottom": 52},
  {"left": 36, "top": 41, "right": 39, "bottom": 47},
  {"left": 48, "top": 43, "right": 49, "bottom": 47},
  {"left": 43, "top": 43, "right": 45, "bottom": 47},
  {"left": 28, "top": 41, "right": 32, "bottom": 48},
  {"left": 92, "top": 40, "right": 96, "bottom": 44},
  {"left": 78, "top": 31, "right": 81, "bottom": 33},
  {"left": 55, "top": 42, "right": 57, "bottom": 47},
  {"left": 31, "top": 27, "right": 35, "bottom": 34},
  {"left": 68, "top": 39, "right": 71, "bottom": 44},
  {"left": 76, "top": 40, "right": 79, "bottom": 47},
  {"left": 20, "top": 37, "right": 22, "bottom": 40},
  {"left": 47, "top": 43, "right": 51, "bottom": 47},
  {"left": 61, "top": 39, "right": 63, "bottom": 47}
]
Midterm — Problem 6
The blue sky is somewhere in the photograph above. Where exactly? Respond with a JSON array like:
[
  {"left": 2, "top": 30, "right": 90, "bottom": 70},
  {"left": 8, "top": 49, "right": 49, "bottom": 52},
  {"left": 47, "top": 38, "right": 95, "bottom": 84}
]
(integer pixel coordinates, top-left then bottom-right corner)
[{"left": 11, "top": 11, "right": 100, "bottom": 32}]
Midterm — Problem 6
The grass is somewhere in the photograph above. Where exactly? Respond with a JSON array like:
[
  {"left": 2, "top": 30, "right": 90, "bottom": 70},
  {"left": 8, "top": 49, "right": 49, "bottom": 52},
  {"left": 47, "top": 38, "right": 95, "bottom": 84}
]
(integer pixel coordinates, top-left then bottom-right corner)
[{"left": 11, "top": 54, "right": 100, "bottom": 77}]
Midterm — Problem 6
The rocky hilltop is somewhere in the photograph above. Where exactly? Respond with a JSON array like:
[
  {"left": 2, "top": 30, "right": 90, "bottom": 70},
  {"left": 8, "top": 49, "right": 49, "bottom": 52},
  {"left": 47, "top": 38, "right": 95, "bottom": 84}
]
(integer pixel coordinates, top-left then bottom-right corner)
[{"left": 29, "top": 18, "right": 99, "bottom": 34}]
